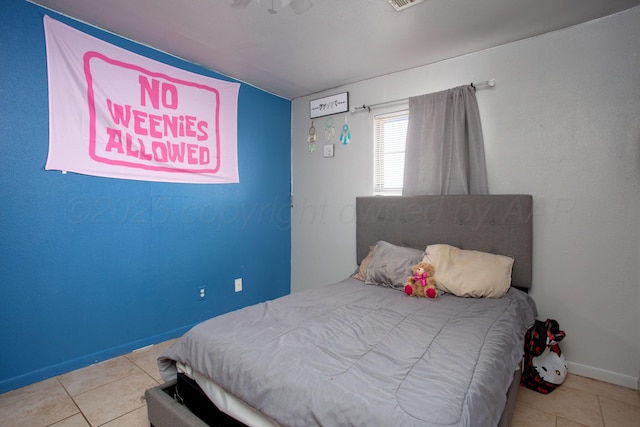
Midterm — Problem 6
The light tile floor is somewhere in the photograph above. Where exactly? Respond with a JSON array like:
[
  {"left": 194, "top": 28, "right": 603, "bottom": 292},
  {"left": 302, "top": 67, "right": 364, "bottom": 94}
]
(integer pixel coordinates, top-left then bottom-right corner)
[{"left": 1, "top": 340, "right": 638, "bottom": 426}]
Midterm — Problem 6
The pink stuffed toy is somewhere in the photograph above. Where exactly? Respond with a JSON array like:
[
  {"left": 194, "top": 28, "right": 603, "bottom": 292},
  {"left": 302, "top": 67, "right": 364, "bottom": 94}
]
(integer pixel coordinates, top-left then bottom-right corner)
[{"left": 404, "top": 261, "right": 438, "bottom": 298}]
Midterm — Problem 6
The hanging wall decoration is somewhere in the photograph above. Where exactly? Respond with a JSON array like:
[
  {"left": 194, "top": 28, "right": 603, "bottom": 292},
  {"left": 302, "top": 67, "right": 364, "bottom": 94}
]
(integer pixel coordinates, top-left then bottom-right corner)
[
  {"left": 43, "top": 16, "right": 240, "bottom": 184},
  {"left": 309, "top": 92, "right": 349, "bottom": 119},
  {"left": 324, "top": 117, "right": 335, "bottom": 142},
  {"left": 340, "top": 116, "right": 351, "bottom": 145},
  {"left": 307, "top": 121, "right": 317, "bottom": 153}
]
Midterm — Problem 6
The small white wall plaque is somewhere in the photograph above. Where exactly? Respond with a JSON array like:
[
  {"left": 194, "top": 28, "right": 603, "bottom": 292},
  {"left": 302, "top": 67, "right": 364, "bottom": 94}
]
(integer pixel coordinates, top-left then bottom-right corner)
[{"left": 323, "top": 144, "right": 334, "bottom": 158}]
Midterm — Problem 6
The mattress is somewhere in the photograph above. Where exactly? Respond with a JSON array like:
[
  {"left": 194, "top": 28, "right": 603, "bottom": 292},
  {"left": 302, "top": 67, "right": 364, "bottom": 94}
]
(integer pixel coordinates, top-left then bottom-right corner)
[
  {"left": 176, "top": 362, "right": 279, "bottom": 426},
  {"left": 159, "top": 278, "right": 536, "bottom": 427}
]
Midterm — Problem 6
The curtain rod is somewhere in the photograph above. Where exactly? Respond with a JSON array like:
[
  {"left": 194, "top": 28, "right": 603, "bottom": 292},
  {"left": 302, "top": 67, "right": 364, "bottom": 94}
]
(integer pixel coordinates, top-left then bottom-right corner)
[{"left": 350, "top": 79, "right": 496, "bottom": 113}]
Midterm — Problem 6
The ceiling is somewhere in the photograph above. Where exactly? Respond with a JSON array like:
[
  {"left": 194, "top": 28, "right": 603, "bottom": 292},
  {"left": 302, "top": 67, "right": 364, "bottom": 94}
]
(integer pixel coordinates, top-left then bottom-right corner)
[{"left": 29, "top": 0, "right": 640, "bottom": 100}]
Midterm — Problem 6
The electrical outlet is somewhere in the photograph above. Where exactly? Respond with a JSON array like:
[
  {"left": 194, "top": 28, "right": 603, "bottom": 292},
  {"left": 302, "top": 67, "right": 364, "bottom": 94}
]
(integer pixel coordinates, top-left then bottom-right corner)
[
  {"left": 198, "top": 286, "right": 206, "bottom": 300},
  {"left": 234, "top": 278, "right": 242, "bottom": 292}
]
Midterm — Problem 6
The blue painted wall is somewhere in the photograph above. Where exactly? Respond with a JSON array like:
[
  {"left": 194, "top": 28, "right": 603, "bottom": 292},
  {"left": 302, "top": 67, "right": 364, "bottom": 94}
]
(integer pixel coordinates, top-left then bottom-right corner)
[{"left": 0, "top": 0, "right": 291, "bottom": 393}]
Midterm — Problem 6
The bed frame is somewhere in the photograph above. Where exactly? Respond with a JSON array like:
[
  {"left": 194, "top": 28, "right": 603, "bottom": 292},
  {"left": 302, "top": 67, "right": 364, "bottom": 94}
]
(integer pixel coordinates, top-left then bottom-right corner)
[
  {"left": 357, "top": 195, "right": 532, "bottom": 290},
  {"left": 146, "top": 194, "right": 533, "bottom": 427}
]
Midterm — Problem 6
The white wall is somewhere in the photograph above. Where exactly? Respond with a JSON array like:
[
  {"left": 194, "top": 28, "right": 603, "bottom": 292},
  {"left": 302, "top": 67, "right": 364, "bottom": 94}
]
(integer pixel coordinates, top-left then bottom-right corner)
[{"left": 291, "top": 6, "right": 640, "bottom": 389}]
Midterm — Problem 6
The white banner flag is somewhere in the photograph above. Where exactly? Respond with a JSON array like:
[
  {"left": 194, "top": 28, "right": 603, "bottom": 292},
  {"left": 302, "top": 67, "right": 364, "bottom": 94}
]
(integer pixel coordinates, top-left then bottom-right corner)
[{"left": 44, "top": 16, "right": 240, "bottom": 184}]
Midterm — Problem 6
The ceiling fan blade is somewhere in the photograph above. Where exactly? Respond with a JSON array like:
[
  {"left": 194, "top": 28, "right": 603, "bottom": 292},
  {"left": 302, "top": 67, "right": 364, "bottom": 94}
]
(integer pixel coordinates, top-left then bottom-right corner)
[
  {"left": 268, "top": 0, "right": 277, "bottom": 14},
  {"left": 289, "top": 0, "right": 313, "bottom": 15},
  {"left": 230, "top": 0, "right": 253, "bottom": 9}
]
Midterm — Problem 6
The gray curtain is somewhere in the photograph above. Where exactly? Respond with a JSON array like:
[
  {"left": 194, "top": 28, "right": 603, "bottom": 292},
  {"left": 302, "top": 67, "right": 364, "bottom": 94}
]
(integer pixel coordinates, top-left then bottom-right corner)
[{"left": 402, "top": 85, "right": 488, "bottom": 195}]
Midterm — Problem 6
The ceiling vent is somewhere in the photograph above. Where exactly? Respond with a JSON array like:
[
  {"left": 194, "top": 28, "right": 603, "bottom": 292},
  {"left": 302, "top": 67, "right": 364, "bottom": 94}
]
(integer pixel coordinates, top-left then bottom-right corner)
[{"left": 386, "top": 0, "right": 425, "bottom": 12}]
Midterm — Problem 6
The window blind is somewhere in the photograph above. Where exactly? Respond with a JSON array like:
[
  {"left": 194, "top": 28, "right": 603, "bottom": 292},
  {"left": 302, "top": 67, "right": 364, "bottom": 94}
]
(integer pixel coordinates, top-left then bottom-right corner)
[{"left": 373, "top": 110, "right": 408, "bottom": 195}]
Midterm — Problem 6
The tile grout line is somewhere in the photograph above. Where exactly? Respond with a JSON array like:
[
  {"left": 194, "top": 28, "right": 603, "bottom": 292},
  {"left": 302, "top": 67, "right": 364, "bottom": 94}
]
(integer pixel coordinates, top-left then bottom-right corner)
[
  {"left": 94, "top": 399, "right": 148, "bottom": 427},
  {"left": 124, "top": 351, "right": 164, "bottom": 386},
  {"left": 123, "top": 353, "right": 154, "bottom": 380},
  {"left": 595, "top": 390, "right": 640, "bottom": 408},
  {"left": 515, "top": 382, "right": 606, "bottom": 426},
  {"left": 514, "top": 403, "right": 563, "bottom": 424},
  {"left": 50, "top": 377, "right": 91, "bottom": 427},
  {"left": 55, "top": 358, "right": 155, "bottom": 427},
  {"left": 60, "top": 356, "right": 148, "bottom": 398},
  {"left": 596, "top": 394, "right": 606, "bottom": 427}
]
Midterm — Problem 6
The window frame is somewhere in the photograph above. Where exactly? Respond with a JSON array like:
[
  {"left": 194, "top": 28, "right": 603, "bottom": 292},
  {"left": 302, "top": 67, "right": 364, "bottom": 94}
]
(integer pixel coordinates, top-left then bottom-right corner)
[{"left": 373, "top": 109, "right": 409, "bottom": 195}]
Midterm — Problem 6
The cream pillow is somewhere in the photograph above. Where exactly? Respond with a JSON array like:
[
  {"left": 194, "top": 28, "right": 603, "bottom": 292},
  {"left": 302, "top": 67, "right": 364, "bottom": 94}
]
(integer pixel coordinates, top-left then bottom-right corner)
[{"left": 423, "top": 244, "right": 514, "bottom": 298}]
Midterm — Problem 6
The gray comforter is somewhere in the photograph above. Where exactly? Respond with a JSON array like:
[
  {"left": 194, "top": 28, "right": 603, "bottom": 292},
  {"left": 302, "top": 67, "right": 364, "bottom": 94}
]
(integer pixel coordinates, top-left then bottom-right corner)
[{"left": 159, "top": 278, "right": 536, "bottom": 427}]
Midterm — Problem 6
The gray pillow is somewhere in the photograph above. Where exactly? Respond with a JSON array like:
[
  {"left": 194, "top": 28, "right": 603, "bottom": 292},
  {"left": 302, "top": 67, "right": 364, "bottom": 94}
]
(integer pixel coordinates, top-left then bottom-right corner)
[{"left": 365, "top": 241, "right": 424, "bottom": 290}]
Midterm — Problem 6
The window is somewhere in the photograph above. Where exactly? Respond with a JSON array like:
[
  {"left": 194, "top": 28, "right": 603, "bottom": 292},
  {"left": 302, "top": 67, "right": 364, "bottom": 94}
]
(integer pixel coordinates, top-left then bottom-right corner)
[{"left": 373, "top": 110, "right": 408, "bottom": 195}]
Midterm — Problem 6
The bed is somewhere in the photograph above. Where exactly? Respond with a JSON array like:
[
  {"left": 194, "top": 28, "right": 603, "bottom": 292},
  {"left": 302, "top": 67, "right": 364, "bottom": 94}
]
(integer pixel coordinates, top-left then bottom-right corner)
[{"left": 153, "top": 194, "right": 536, "bottom": 427}]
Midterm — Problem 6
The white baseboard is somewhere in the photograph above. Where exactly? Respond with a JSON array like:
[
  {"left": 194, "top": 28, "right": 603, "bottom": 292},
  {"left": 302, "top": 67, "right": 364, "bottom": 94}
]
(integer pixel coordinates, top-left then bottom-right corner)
[{"left": 567, "top": 361, "right": 639, "bottom": 390}]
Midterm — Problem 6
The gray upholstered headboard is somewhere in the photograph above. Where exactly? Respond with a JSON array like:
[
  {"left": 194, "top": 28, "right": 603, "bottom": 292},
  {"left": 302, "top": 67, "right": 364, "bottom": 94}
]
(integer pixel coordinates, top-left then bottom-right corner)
[{"left": 356, "top": 195, "right": 533, "bottom": 290}]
